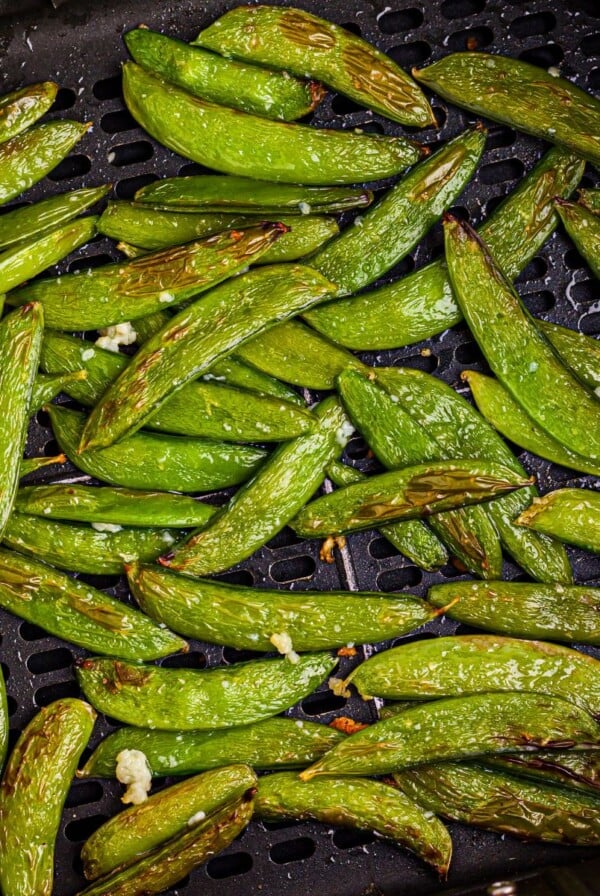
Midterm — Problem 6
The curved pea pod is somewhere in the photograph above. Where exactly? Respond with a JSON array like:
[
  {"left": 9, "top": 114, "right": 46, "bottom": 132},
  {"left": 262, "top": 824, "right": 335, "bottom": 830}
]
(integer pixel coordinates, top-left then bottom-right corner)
[
  {"left": 196, "top": 6, "right": 434, "bottom": 127},
  {"left": 76, "top": 652, "right": 337, "bottom": 731},
  {"left": 414, "top": 53, "right": 600, "bottom": 167},
  {"left": 395, "top": 761, "right": 600, "bottom": 846},
  {"left": 579, "top": 188, "right": 600, "bottom": 215},
  {"left": 517, "top": 488, "right": 600, "bottom": 555},
  {"left": 125, "top": 28, "right": 322, "bottom": 122},
  {"left": 30, "top": 371, "right": 87, "bottom": 414},
  {"left": 0, "top": 698, "right": 96, "bottom": 896},
  {"left": 7, "top": 222, "right": 286, "bottom": 330},
  {"left": 0, "top": 81, "right": 58, "bottom": 143},
  {"left": 0, "top": 184, "right": 109, "bottom": 251},
  {"left": 428, "top": 581, "right": 600, "bottom": 647},
  {"left": 0, "top": 668, "right": 7, "bottom": 773},
  {"left": 99, "top": 201, "right": 250, "bottom": 248},
  {"left": 345, "top": 634, "right": 600, "bottom": 719},
  {"left": 0, "top": 120, "right": 89, "bottom": 205},
  {"left": 487, "top": 750, "right": 600, "bottom": 796},
  {"left": 291, "top": 460, "right": 532, "bottom": 539},
  {"left": 306, "top": 146, "right": 583, "bottom": 349},
  {"left": 123, "top": 62, "right": 422, "bottom": 186},
  {"left": 82, "top": 764, "right": 257, "bottom": 881},
  {"left": 556, "top": 198, "right": 600, "bottom": 279},
  {"left": 47, "top": 405, "right": 267, "bottom": 493},
  {"left": 463, "top": 369, "right": 600, "bottom": 477},
  {"left": 255, "top": 773, "right": 452, "bottom": 876},
  {"left": 538, "top": 320, "right": 600, "bottom": 392},
  {"left": 79, "top": 717, "right": 345, "bottom": 778},
  {"left": 0, "top": 547, "right": 187, "bottom": 660}
]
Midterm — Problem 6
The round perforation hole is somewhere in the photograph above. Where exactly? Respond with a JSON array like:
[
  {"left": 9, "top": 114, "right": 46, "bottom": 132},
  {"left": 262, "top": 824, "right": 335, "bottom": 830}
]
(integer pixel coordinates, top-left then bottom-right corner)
[
  {"left": 510, "top": 11, "right": 556, "bottom": 38},
  {"left": 51, "top": 87, "right": 77, "bottom": 111},
  {"left": 48, "top": 154, "right": 92, "bottom": 182},
  {"left": 332, "top": 829, "right": 376, "bottom": 850},
  {"left": 447, "top": 25, "right": 493, "bottom": 51},
  {"left": 108, "top": 139, "right": 154, "bottom": 167},
  {"left": 93, "top": 75, "right": 122, "bottom": 100},
  {"left": 216, "top": 569, "right": 255, "bottom": 587},
  {"left": 522, "top": 289, "right": 556, "bottom": 314},
  {"left": 369, "top": 535, "right": 401, "bottom": 560},
  {"left": 27, "top": 647, "right": 73, "bottom": 675},
  {"left": 478, "top": 158, "right": 525, "bottom": 186},
  {"left": 115, "top": 173, "right": 159, "bottom": 199},
  {"left": 519, "top": 44, "right": 564, "bottom": 67},
  {"left": 441, "top": 0, "right": 485, "bottom": 19},
  {"left": 207, "top": 851, "right": 253, "bottom": 879},
  {"left": 570, "top": 280, "right": 596, "bottom": 308},
  {"left": 331, "top": 95, "right": 363, "bottom": 115},
  {"left": 100, "top": 108, "right": 138, "bottom": 134},
  {"left": 64, "top": 780, "right": 104, "bottom": 808},
  {"left": 270, "top": 836, "right": 316, "bottom": 865},
  {"left": 377, "top": 566, "right": 422, "bottom": 592},
  {"left": 387, "top": 41, "right": 431, "bottom": 68},
  {"left": 581, "top": 33, "right": 600, "bottom": 57},
  {"left": 378, "top": 8, "right": 424, "bottom": 34},
  {"left": 271, "top": 555, "right": 316, "bottom": 583},
  {"left": 301, "top": 691, "right": 346, "bottom": 716},
  {"left": 34, "top": 679, "right": 80, "bottom": 706},
  {"left": 64, "top": 814, "right": 108, "bottom": 843}
]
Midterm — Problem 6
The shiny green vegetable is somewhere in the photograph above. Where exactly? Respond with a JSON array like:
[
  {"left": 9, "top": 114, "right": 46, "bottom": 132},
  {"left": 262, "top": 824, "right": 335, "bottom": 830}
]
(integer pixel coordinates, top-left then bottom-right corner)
[
  {"left": 538, "top": 320, "right": 600, "bottom": 392},
  {"left": 0, "top": 668, "right": 7, "bottom": 774},
  {"left": 123, "top": 62, "right": 422, "bottom": 185},
  {"left": 255, "top": 773, "right": 452, "bottom": 875},
  {"left": 19, "top": 454, "right": 66, "bottom": 479},
  {"left": 30, "top": 371, "right": 87, "bottom": 414},
  {"left": 196, "top": 6, "right": 435, "bottom": 127},
  {"left": 0, "top": 184, "right": 109, "bottom": 251},
  {"left": 0, "top": 699, "right": 96, "bottom": 896},
  {"left": 517, "top": 488, "right": 600, "bottom": 555},
  {"left": 486, "top": 750, "right": 600, "bottom": 796},
  {"left": 0, "top": 81, "right": 57, "bottom": 143},
  {"left": 578, "top": 188, "right": 600, "bottom": 215},
  {"left": 556, "top": 197, "right": 600, "bottom": 279},
  {"left": 76, "top": 652, "right": 336, "bottom": 730}
]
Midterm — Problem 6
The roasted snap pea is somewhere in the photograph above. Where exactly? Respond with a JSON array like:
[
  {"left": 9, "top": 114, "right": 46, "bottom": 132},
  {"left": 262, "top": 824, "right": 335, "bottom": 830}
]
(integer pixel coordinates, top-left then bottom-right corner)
[
  {"left": 0, "top": 184, "right": 109, "bottom": 251},
  {"left": 47, "top": 404, "right": 267, "bottom": 493},
  {"left": 0, "top": 547, "right": 186, "bottom": 660},
  {"left": 394, "top": 762, "right": 600, "bottom": 846},
  {"left": 486, "top": 750, "right": 600, "bottom": 796},
  {"left": 538, "top": 320, "right": 600, "bottom": 392},
  {"left": 414, "top": 53, "right": 600, "bottom": 167},
  {"left": 160, "top": 396, "right": 353, "bottom": 576},
  {"left": 0, "top": 668, "right": 7, "bottom": 773},
  {"left": 556, "top": 197, "right": 600, "bottom": 279},
  {"left": 7, "top": 223, "right": 285, "bottom": 330},
  {"left": 579, "top": 188, "right": 600, "bottom": 215},
  {"left": 79, "top": 717, "right": 345, "bottom": 778},
  {"left": 30, "top": 371, "right": 87, "bottom": 414},
  {"left": 301, "top": 692, "right": 600, "bottom": 779},
  {"left": 123, "top": 62, "right": 422, "bottom": 185},
  {"left": 20, "top": 454, "right": 66, "bottom": 478},
  {"left": 255, "top": 773, "right": 452, "bottom": 876},
  {"left": 76, "top": 653, "right": 337, "bottom": 730},
  {"left": 428, "top": 581, "right": 600, "bottom": 646},
  {"left": 0, "top": 81, "right": 57, "bottom": 143},
  {"left": 0, "top": 699, "right": 96, "bottom": 896},
  {"left": 125, "top": 28, "right": 323, "bottom": 121},
  {"left": 517, "top": 488, "right": 600, "bottom": 555},
  {"left": 196, "top": 6, "right": 434, "bottom": 127}
]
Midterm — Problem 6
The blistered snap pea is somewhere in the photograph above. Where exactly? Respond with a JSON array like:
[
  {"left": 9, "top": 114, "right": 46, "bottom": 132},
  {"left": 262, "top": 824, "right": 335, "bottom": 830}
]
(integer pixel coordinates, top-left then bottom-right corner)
[
  {"left": 517, "top": 488, "right": 600, "bottom": 555},
  {"left": 555, "top": 197, "right": 600, "bottom": 279},
  {"left": 0, "top": 184, "right": 108, "bottom": 250},
  {"left": 0, "top": 81, "right": 57, "bottom": 143}
]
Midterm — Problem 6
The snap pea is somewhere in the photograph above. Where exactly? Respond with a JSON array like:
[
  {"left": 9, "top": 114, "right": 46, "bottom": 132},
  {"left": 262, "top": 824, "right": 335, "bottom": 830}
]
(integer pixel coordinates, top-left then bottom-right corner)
[
  {"left": 487, "top": 750, "right": 600, "bottom": 796},
  {"left": 30, "top": 370, "right": 87, "bottom": 414},
  {"left": 19, "top": 454, "right": 66, "bottom": 478},
  {"left": 82, "top": 764, "right": 257, "bottom": 881},
  {"left": 0, "top": 184, "right": 109, "bottom": 251},
  {"left": 394, "top": 762, "right": 600, "bottom": 846},
  {"left": 0, "top": 81, "right": 57, "bottom": 143},
  {"left": 0, "top": 699, "right": 96, "bottom": 896},
  {"left": 124, "top": 28, "right": 322, "bottom": 122},
  {"left": 0, "top": 120, "right": 89, "bottom": 205},
  {"left": 305, "top": 147, "right": 583, "bottom": 348},
  {"left": 79, "top": 718, "right": 345, "bottom": 778},
  {"left": 578, "top": 188, "right": 600, "bottom": 215},
  {"left": 47, "top": 405, "right": 267, "bottom": 493},
  {"left": 76, "top": 652, "right": 337, "bottom": 730},
  {"left": 301, "top": 692, "right": 600, "bottom": 779},
  {"left": 428, "top": 581, "right": 600, "bottom": 646},
  {"left": 517, "top": 488, "right": 600, "bottom": 555},
  {"left": 195, "top": 6, "right": 434, "bottom": 127},
  {"left": 556, "top": 197, "right": 600, "bottom": 279},
  {"left": 123, "top": 62, "right": 422, "bottom": 185},
  {"left": 291, "top": 460, "right": 531, "bottom": 539},
  {"left": 255, "top": 773, "right": 452, "bottom": 876},
  {"left": 7, "top": 223, "right": 286, "bottom": 330},
  {"left": 0, "top": 547, "right": 186, "bottom": 660},
  {"left": 160, "top": 396, "right": 353, "bottom": 576},
  {"left": 414, "top": 53, "right": 600, "bottom": 167},
  {"left": 538, "top": 320, "right": 600, "bottom": 392},
  {"left": 0, "top": 668, "right": 7, "bottom": 773},
  {"left": 346, "top": 635, "right": 600, "bottom": 718}
]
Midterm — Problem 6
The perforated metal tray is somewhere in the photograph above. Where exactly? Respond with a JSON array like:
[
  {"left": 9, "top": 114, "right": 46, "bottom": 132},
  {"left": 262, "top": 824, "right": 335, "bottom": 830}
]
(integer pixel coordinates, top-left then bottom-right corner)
[{"left": 1, "top": 1, "right": 600, "bottom": 894}]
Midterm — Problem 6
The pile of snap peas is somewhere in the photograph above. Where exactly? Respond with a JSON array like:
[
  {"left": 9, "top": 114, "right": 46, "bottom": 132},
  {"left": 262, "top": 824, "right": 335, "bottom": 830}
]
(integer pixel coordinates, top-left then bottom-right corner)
[{"left": 1, "top": 5, "right": 600, "bottom": 894}]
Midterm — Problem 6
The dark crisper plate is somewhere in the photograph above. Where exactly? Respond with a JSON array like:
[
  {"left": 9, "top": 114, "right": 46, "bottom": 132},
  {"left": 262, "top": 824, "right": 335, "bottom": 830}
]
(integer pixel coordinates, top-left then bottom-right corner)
[{"left": 1, "top": 1, "right": 599, "bottom": 894}]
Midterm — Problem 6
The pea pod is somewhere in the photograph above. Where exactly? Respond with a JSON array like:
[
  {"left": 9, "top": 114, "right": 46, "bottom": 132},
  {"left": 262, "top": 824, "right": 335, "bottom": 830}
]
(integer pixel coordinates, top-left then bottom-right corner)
[
  {"left": 20, "top": 454, "right": 67, "bottom": 479},
  {"left": 579, "top": 188, "right": 600, "bottom": 215},
  {"left": 255, "top": 773, "right": 452, "bottom": 876},
  {"left": 195, "top": 6, "right": 434, "bottom": 127},
  {"left": 414, "top": 53, "right": 600, "bottom": 167},
  {"left": 0, "top": 81, "right": 58, "bottom": 143},
  {"left": 538, "top": 320, "right": 600, "bottom": 392},
  {"left": 0, "top": 699, "right": 96, "bottom": 896},
  {"left": 125, "top": 28, "right": 323, "bottom": 122},
  {"left": 556, "top": 197, "right": 600, "bottom": 279},
  {"left": 0, "top": 184, "right": 109, "bottom": 251},
  {"left": 76, "top": 652, "right": 336, "bottom": 730},
  {"left": 79, "top": 718, "right": 345, "bottom": 779},
  {"left": 517, "top": 488, "right": 600, "bottom": 555},
  {"left": 428, "top": 581, "right": 600, "bottom": 646},
  {"left": 0, "top": 668, "right": 7, "bottom": 774},
  {"left": 160, "top": 396, "right": 353, "bottom": 577},
  {"left": 30, "top": 370, "right": 87, "bottom": 414},
  {"left": 394, "top": 762, "right": 600, "bottom": 846},
  {"left": 123, "top": 62, "right": 422, "bottom": 185},
  {"left": 487, "top": 750, "right": 600, "bottom": 796},
  {"left": 47, "top": 404, "right": 267, "bottom": 493}
]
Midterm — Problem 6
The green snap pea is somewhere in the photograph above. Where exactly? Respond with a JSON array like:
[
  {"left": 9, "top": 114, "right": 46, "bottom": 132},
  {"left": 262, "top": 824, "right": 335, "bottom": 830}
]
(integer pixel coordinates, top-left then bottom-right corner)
[
  {"left": 195, "top": 6, "right": 434, "bottom": 127},
  {"left": 0, "top": 547, "right": 187, "bottom": 660},
  {"left": 517, "top": 488, "right": 600, "bottom": 555},
  {"left": 428, "top": 581, "right": 600, "bottom": 646},
  {"left": 47, "top": 404, "right": 267, "bottom": 493},
  {"left": 486, "top": 750, "right": 600, "bottom": 796},
  {"left": 578, "top": 188, "right": 600, "bottom": 215},
  {"left": 19, "top": 454, "right": 67, "bottom": 479},
  {"left": 123, "top": 62, "right": 422, "bottom": 185},
  {"left": 0, "top": 81, "right": 58, "bottom": 143},
  {"left": 79, "top": 718, "right": 345, "bottom": 778},
  {"left": 538, "top": 320, "right": 600, "bottom": 392},
  {"left": 0, "top": 184, "right": 109, "bottom": 251},
  {"left": 0, "top": 668, "right": 7, "bottom": 773},
  {"left": 30, "top": 370, "right": 87, "bottom": 414},
  {"left": 76, "top": 653, "right": 337, "bottom": 731},
  {"left": 0, "top": 699, "right": 96, "bottom": 896},
  {"left": 556, "top": 197, "right": 600, "bottom": 279},
  {"left": 255, "top": 773, "right": 452, "bottom": 876},
  {"left": 394, "top": 762, "right": 600, "bottom": 846},
  {"left": 414, "top": 53, "right": 600, "bottom": 167},
  {"left": 125, "top": 28, "right": 323, "bottom": 122}
]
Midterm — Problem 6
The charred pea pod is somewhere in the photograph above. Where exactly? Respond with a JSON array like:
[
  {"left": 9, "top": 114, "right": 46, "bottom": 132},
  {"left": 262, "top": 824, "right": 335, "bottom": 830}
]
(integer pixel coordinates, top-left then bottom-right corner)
[
  {"left": 428, "top": 580, "right": 600, "bottom": 646},
  {"left": 555, "top": 197, "right": 600, "bottom": 279},
  {"left": 255, "top": 773, "right": 452, "bottom": 876},
  {"left": 0, "top": 547, "right": 187, "bottom": 660},
  {"left": 0, "top": 699, "right": 96, "bottom": 896},
  {"left": 76, "top": 653, "right": 337, "bottom": 730},
  {"left": 46, "top": 405, "right": 267, "bottom": 493},
  {"left": 394, "top": 762, "right": 600, "bottom": 846},
  {"left": 486, "top": 750, "right": 600, "bottom": 796},
  {"left": 195, "top": 6, "right": 434, "bottom": 127},
  {"left": 0, "top": 669, "right": 7, "bottom": 773},
  {"left": 30, "top": 370, "right": 87, "bottom": 414},
  {"left": 538, "top": 320, "right": 600, "bottom": 392},
  {"left": 124, "top": 28, "right": 323, "bottom": 122},
  {"left": 517, "top": 488, "right": 600, "bottom": 555},
  {"left": 123, "top": 62, "right": 422, "bottom": 185},
  {"left": 578, "top": 188, "right": 600, "bottom": 215},
  {"left": 0, "top": 81, "right": 58, "bottom": 143},
  {"left": 414, "top": 53, "right": 600, "bottom": 167},
  {"left": 79, "top": 718, "right": 345, "bottom": 779},
  {"left": 0, "top": 184, "right": 109, "bottom": 250},
  {"left": 306, "top": 147, "right": 583, "bottom": 348}
]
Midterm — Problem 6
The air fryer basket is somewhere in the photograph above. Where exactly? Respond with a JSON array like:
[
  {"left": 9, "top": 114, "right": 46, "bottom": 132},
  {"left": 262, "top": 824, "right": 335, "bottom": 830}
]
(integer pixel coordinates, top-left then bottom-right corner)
[{"left": 1, "top": 0, "right": 599, "bottom": 893}]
